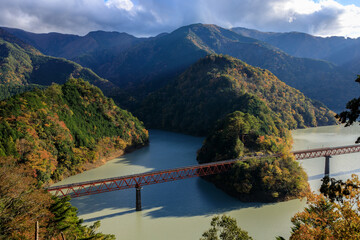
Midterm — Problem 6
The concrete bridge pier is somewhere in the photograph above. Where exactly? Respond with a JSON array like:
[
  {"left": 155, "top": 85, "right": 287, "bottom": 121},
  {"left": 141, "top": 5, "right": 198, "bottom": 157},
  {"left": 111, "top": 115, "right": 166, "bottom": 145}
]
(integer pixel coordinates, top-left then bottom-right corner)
[
  {"left": 136, "top": 185, "right": 142, "bottom": 211},
  {"left": 324, "top": 155, "right": 331, "bottom": 177}
]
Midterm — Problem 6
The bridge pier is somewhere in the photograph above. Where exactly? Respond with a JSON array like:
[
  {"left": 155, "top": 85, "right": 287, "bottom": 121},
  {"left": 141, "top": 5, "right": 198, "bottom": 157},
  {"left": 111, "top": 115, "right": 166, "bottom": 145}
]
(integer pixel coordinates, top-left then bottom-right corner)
[
  {"left": 324, "top": 155, "right": 331, "bottom": 177},
  {"left": 136, "top": 185, "right": 142, "bottom": 211}
]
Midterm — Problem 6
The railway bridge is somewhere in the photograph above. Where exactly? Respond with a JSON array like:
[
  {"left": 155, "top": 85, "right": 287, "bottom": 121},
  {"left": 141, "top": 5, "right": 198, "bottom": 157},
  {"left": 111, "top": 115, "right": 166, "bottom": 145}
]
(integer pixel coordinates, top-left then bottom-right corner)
[{"left": 47, "top": 144, "right": 360, "bottom": 211}]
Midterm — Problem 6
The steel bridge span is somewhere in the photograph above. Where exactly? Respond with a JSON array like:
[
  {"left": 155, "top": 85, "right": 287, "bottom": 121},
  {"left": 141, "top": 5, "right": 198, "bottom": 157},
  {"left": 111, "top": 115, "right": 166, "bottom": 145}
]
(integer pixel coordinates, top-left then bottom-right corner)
[{"left": 47, "top": 144, "right": 360, "bottom": 211}]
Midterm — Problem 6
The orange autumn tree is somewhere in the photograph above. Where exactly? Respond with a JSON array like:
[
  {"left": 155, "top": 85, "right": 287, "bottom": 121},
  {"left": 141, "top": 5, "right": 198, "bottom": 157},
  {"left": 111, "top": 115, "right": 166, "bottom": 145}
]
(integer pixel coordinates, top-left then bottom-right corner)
[
  {"left": 0, "top": 157, "right": 53, "bottom": 239},
  {"left": 289, "top": 175, "right": 360, "bottom": 239},
  {"left": 0, "top": 157, "right": 116, "bottom": 239}
]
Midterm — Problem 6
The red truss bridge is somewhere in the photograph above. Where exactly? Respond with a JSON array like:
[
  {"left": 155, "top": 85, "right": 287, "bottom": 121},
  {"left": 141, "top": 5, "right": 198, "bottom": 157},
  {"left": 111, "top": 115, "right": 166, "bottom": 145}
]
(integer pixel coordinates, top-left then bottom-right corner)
[
  {"left": 292, "top": 144, "right": 360, "bottom": 160},
  {"left": 47, "top": 144, "right": 360, "bottom": 211}
]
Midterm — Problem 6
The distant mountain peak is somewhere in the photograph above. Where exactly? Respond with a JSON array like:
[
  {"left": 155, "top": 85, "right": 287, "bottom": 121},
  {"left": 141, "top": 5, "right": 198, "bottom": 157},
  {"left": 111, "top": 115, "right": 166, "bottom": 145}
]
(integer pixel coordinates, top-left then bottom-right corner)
[
  {"left": 0, "top": 27, "right": 41, "bottom": 55},
  {"left": 137, "top": 53, "right": 336, "bottom": 136},
  {"left": 85, "top": 30, "right": 135, "bottom": 38}
]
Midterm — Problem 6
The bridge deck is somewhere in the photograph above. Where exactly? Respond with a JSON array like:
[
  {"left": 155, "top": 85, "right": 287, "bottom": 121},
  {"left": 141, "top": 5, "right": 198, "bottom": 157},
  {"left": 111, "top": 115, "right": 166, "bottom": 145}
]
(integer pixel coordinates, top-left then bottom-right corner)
[
  {"left": 47, "top": 144, "right": 360, "bottom": 198},
  {"left": 292, "top": 144, "right": 360, "bottom": 160}
]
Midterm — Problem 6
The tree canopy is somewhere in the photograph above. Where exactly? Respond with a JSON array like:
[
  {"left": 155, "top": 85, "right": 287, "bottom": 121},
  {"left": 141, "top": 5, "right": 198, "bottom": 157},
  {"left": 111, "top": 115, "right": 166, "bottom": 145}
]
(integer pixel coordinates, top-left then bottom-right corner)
[
  {"left": 197, "top": 111, "right": 309, "bottom": 202},
  {"left": 337, "top": 75, "right": 360, "bottom": 143},
  {"left": 0, "top": 78, "right": 148, "bottom": 183},
  {"left": 289, "top": 175, "right": 360, "bottom": 239},
  {"left": 200, "top": 215, "right": 253, "bottom": 240},
  {"left": 0, "top": 79, "right": 147, "bottom": 238},
  {"left": 0, "top": 157, "right": 115, "bottom": 239},
  {"left": 138, "top": 54, "right": 336, "bottom": 136}
]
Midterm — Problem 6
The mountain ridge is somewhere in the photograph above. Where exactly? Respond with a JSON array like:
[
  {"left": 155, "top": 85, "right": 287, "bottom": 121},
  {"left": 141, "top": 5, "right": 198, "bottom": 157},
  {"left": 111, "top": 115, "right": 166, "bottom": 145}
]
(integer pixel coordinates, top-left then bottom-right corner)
[
  {"left": 137, "top": 55, "right": 336, "bottom": 136},
  {"left": 0, "top": 29, "right": 116, "bottom": 99},
  {"left": 2, "top": 24, "right": 356, "bottom": 110},
  {"left": 231, "top": 26, "right": 360, "bottom": 68}
]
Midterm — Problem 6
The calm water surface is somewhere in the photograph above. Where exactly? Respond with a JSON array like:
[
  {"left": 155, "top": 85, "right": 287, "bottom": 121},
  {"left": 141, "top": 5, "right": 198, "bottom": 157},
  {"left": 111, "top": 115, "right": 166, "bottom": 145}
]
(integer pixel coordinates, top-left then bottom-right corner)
[{"left": 53, "top": 125, "right": 360, "bottom": 240}]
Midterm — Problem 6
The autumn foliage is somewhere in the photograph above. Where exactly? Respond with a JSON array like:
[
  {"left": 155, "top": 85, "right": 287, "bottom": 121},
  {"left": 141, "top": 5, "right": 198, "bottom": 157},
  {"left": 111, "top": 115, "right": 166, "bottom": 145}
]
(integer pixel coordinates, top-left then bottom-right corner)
[
  {"left": 0, "top": 157, "right": 52, "bottom": 239},
  {"left": 0, "top": 157, "right": 115, "bottom": 239},
  {"left": 290, "top": 175, "right": 360, "bottom": 239},
  {"left": 0, "top": 78, "right": 148, "bottom": 184},
  {"left": 197, "top": 111, "right": 309, "bottom": 202},
  {"left": 0, "top": 79, "right": 145, "bottom": 238},
  {"left": 139, "top": 54, "right": 336, "bottom": 136}
]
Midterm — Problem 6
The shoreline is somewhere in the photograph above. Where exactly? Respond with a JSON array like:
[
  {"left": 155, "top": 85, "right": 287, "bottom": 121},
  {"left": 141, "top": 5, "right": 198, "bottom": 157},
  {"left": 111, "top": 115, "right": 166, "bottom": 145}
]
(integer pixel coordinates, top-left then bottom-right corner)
[{"left": 49, "top": 141, "right": 149, "bottom": 186}]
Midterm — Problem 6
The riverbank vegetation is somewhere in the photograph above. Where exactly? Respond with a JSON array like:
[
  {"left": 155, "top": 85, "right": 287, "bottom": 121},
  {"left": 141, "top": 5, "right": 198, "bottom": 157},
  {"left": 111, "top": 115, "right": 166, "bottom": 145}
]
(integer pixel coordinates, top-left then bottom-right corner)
[
  {"left": 289, "top": 175, "right": 360, "bottom": 239},
  {"left": 0, "top": 79, "right": 149, "bottom": 238},
  {"left": 200, "top": 215, "right": 253, "bottom": 240},
  {"left": 0, "top": 78, "right": 148, "bottom": 184},
  {"left": 197, "top": 111, "right": 309, "bottom": 202},
  {"left": 0, "top": 157, "right": 115, "bottom": 239}
]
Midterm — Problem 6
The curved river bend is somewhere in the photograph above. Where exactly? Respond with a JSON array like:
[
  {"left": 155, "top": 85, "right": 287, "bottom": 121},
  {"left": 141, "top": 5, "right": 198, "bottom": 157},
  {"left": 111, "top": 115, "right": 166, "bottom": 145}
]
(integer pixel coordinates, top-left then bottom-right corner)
[{"left": 52, "top": 125, "right": 360, "bottom": 240}]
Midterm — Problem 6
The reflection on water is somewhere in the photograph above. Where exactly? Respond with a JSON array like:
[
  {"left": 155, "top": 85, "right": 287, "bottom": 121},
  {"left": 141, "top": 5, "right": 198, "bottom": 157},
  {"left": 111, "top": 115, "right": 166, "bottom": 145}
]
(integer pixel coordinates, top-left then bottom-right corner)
[{"left": 53, "top": 126, "right": 360, "bottom": 240}]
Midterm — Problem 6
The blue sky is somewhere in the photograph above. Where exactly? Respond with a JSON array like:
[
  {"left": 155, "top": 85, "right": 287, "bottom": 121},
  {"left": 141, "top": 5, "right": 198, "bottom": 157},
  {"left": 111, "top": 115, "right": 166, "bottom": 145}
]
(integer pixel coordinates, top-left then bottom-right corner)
[
  {"left": 1, "top": 0, "right": 360, "bottom": 38},
  {"left": 333, "top": 0, "right": 359, "bottom": 6}
]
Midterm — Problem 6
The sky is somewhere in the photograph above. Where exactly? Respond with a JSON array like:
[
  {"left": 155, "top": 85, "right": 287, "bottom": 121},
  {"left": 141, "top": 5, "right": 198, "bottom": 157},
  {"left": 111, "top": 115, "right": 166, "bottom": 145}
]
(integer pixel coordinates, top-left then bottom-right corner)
[{"left": 0, "top": 0, "right": 360, "bottom": 38}]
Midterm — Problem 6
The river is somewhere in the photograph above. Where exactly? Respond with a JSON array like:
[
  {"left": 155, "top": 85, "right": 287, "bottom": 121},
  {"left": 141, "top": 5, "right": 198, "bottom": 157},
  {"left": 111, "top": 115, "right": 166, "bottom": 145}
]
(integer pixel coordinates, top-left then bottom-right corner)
[{"left": 52, "top": 125, "right": 360, "bottom": 240}]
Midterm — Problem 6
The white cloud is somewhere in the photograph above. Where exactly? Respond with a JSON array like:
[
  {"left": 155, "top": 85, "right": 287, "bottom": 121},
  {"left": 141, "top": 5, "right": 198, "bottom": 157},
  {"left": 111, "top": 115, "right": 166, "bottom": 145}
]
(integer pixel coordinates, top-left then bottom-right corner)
[
  {"left": 268, "top": 0, "right": 360, "bottom": 37},
  {"left": 105, "top": 0, "right": 134, "bottom": 11},
  {"left": 0, "top": 0, "right": 360, "bottom": 38},
  {"left": 273, "top": 0, "right": 321, "bottom": 15}
]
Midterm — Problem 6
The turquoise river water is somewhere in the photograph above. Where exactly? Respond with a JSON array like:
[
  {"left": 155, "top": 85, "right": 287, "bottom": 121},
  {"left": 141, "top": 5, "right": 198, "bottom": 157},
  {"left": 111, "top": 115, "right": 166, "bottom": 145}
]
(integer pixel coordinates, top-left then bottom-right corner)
[{"left": 52, "top": 124, "right": 360, "bottom": 239}]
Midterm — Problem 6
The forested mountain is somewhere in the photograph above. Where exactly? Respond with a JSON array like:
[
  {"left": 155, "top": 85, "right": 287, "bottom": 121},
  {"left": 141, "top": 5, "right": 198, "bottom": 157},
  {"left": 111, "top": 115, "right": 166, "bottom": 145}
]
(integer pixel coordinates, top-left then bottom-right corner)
[
  {"left": 231, "top": 27, "right": 360, "bottom": 74},
  {"left": 3, "top": 24, "right": 355, "bottom": 110},
  {"left": 0, "top": 78, "right": 148, "bottom": 183},
  {"left": 2, "top": 27, "right": 144, "bottom": 60},
  {"left": 197, "top": 111, "right": 309, "bottom": 202},
  {"left": 178, "top": 24, "right": 353, "bottom": 110},
  {"left": 137, "top": 55, "right": 336, "bottom": 136},
  {"left": 0, "top": 28, "right": 115, "bottom": 100},
  {"left": 0, "top": 78, "right": 144, "bottom": 239},
  {"left": 0, "top": 29, "right": 150, "bottom": 239}
]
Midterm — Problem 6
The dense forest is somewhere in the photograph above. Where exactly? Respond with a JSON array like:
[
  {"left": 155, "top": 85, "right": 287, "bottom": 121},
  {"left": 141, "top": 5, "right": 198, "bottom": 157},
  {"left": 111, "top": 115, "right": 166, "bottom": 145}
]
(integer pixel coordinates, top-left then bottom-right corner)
[
  {"left": 197, "top": 109, "right": 309, "bottom": 202},
  {"left": 0, "top": 78, "right": 148, "bottom": 238},
  {"left": 0, "top": 29, "right": 114, "bottom": 100},
  {"left": 138, "top": 54, "right": 336, "bottom": 136},
  {"left": 0, "top": 78, "right": 148, "bottom": 183},
  {"left": 0, "top": 156, "right": 116, "bottom": 239}
]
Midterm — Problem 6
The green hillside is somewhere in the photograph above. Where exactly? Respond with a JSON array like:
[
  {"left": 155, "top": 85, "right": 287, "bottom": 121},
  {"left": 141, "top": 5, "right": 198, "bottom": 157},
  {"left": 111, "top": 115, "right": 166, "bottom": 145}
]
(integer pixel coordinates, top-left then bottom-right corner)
[
  {"left": 4, "top": 25, "right": 354, "bottom": 109},
  {"left": 116, "top": 24, "right": 356, "bottom": 110},
  {"left": 0, "top": 29, "right": 114, "bottom": 99},
  {"left": 138, "top": 55, "right": 336, "bottom": 136},
  {"left": 197, "top": 111, "right": 308, "bottom": 202},
  {"left": 0, "top": 78, "right": 148, "bottom": 184}
]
